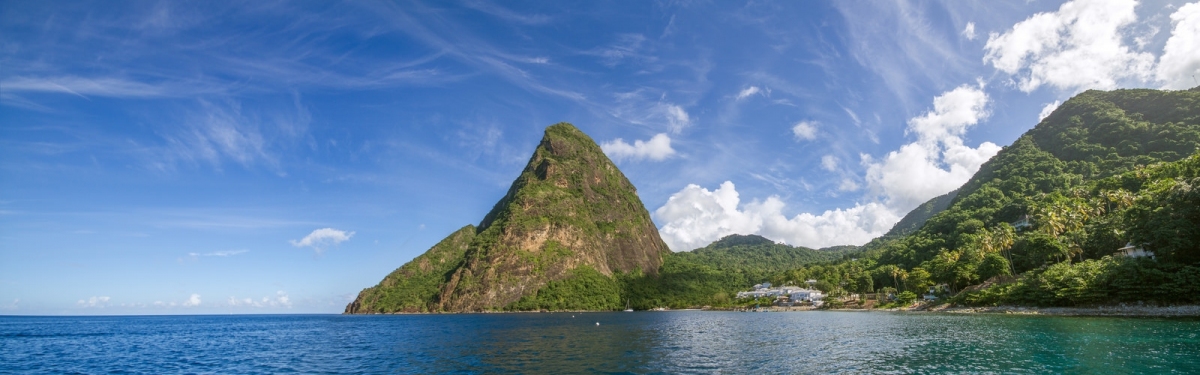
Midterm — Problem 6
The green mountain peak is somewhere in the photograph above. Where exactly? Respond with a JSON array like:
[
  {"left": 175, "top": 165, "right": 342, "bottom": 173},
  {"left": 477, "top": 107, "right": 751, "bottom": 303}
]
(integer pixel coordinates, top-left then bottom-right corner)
[{"left": 347, "top": 122, "right": 670, "bottom": 313}]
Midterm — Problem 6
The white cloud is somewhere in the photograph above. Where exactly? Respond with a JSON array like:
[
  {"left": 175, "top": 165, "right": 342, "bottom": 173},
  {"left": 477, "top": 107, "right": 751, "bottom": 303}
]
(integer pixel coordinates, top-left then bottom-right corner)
[
  {"left": 183, "top": 294, "right": 201, "bottom": 307},
  {"left": 792, "top": 121, "right": 818, "bottom": 141},
  {"left": 189, "top": 249, "right": 248, "bottom": 258},
  {"left": 290, "top": 228, "right": 355, "bottom": 254},
  {"left": 962, "top": 22, "right": 977, "bottom": 40},
  {"left": 655, "top": 85, "right": 999, "bottom": 250},
  {"left": 664, "top": 104, "right": 691, "bottom": 134},
  {"left": 654, "top": 181, "right": 900, "bottom": 251},
  {"left": 608, "top": 90, "right": 692, "bottom": 134},
  {"left": 983, "top": 0, "right": 1155, "bottom": 93},
  {"left": 838, "top": 178, "right": 860, "bottom": 192},
  {"left": 736, "top": 86, "right": 761, "bottom": 100},
  {"left": 601, "top": 133, "right": 676, "bottom": 162},
  {"left": 1, "top": 76, "right": 169, "bottom": 98},
  {"left": 1157, "top": 2, "right": 1200, "bottom": 89},
  {"left": 863, "top": 84, "right": 1000, "bottom": 213},
  {"left": 905, "top": 84, "right": 990, "bottom": 144},
  {"left": 820, "top": 155, "right": 839, "bottom": 171},
  {"left": 1039, "top": 100, "right": 1062, "bottom": 121},
  {"left": 225, "top": 291, "right": 291, "bottom": 308},
  {"left": 77, "top": 296, "right": 111, "bottom": 308}
]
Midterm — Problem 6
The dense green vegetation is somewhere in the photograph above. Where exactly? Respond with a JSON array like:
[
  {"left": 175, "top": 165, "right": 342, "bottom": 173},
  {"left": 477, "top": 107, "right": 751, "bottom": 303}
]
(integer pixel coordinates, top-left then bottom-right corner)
[
  {"left": 884, "top": 189, "right": 959, "bottom": 237},
  {"left": 506, "top": 265, "right": 624, "bottom": 311},
  {"left": 792, "top": 87, "right": 1200, "bottom": 307},
  {"left": 618, "top": 234, "right": 859, "bottom": 309},
  {"left": 675, "top": 234, "right": 856, "bottom": 274},
  {"left": 345, "top": 226, "right": 475, "bottom": 313}
]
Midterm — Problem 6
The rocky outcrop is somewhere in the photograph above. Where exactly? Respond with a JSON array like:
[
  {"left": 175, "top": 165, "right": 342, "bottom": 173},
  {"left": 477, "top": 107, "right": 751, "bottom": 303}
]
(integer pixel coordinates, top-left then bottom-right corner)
[{"left": 346, "top": 123, "right": 670, "bottom": 313}]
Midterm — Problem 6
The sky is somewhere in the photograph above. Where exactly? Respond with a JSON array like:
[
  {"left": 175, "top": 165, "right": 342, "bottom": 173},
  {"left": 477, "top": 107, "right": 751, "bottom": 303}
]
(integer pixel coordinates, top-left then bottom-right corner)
[{"left": 2, "top": 0, "right": 1199, "bottom": 315}]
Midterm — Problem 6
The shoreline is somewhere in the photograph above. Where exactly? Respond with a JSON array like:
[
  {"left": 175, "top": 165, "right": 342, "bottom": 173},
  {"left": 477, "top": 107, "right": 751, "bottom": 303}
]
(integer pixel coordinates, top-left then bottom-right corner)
[
  {"left": 829, "top": 303, "right": 1200, "bottom": 317},
  {"left": 915, "top": 304, "right": 1200, "bottom": 317},
  {"left": 344, "top": 304, "right": 1200, "bottom": 317}
]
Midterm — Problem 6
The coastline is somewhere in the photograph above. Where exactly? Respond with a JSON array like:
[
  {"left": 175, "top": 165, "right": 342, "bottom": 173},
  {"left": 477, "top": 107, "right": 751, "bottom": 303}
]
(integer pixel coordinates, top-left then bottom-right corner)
[
  {"left": 344, "top": 304, "right": 1200, "bottom": 317},
  {"left": 846, "top": 303, "right": 1200, "bottom": 317},
  {"left": 920, "top": 304, "right": 1200, "bottom": 317}
]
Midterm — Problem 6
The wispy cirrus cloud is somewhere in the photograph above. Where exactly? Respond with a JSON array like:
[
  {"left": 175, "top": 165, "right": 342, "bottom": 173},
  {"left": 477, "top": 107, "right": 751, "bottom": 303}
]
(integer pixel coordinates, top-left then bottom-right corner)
[
  {"left": 180, "top": 249, "right": 249, "bottom": 263},
  {"left": 2, "top": 76, "right": 172, "bottom": 98},
  {"left": 735, "top": 86, "right": 763, "bottom": 100},
  {"left": 461, "top": 0, "right": 552, "bottom": 25}
]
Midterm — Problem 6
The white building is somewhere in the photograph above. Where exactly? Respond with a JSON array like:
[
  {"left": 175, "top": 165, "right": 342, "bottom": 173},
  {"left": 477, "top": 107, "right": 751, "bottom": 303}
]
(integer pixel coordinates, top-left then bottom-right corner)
[
  {"left": 1115, "top": 243, "right": 1154, "bottom": 259},
  {"left": 736, "top": 284, "right": 823, "bottom": 302}
]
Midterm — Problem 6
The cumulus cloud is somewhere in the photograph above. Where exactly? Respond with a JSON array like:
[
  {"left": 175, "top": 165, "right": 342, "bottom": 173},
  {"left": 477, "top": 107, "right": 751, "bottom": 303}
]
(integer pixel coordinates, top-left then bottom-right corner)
[
  {"left": 820, "top": 155, "right": 839, "bottom": 171},
  {"left": 290, "top": 228, "right": 354, "bottom": 254},
  {"left": 1039, "top": 100, "right": 1062, "bottom": 121},
  {"left": 962, "top": 22, "right": 977, "bottom": 40},
  {"left": 863, "top": 84, "right": 1000, "bottom": 212},
  {"left": 1157, "top": 2, "right": 1200, "bottom": 89},
  {"left": 655, "top": 85, "right": 999, "bottom": 250},
  {"left": 183, "top": 294, "right": 201, "bottom": 307},
  {"left": 792, "top": 121, "right": 818, "bottom": 141},
  {"left": 983, "top": 0, "right": 1155, "bottom": 93},
  {"left": 601, "top": 133, "right": 676, "bottom": 162},
  {"left": 736, "top": 86, "right": 762, "bottom": 100},
  {"left": 77, "top": 296, "right": 111, "bottom": 308},
  {"left": 654, "top": 181, "right": 900, "bottom": 251}
]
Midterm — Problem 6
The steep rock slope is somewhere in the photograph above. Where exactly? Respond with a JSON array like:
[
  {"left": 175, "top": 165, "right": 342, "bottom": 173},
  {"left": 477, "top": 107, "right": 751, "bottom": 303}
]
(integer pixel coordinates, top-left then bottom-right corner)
[{"left": 347, "top": 123, "right": 670, "bottom": 313}]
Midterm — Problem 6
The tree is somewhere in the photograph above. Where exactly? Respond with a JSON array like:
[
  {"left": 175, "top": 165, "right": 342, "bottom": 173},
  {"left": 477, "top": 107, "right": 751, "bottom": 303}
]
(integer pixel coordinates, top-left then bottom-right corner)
[
  {"left": 1127, "top": 177, "right": 1200, "bottom": 264},
  {"left": 978, "top": 253, "right": 1012, "bottom": 281}
]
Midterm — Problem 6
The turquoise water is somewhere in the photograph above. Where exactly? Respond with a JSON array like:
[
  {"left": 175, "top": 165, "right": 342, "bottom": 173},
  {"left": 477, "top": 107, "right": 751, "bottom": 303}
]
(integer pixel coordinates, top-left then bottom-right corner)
[{"left": 2, "top": 311, "right": 1198, "bottom": 374}]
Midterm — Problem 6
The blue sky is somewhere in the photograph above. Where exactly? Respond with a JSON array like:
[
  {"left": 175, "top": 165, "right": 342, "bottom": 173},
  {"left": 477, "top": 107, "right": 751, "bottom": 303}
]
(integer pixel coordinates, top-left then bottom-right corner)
[{"left": 3, "top": 0, "right": 1198, "bottom": 314}]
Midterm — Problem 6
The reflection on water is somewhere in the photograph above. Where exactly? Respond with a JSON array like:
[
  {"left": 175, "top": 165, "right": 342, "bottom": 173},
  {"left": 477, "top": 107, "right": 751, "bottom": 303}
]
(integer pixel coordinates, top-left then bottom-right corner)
[{"left": 2, "top": 311, "right": 1199, "bottom": 373}]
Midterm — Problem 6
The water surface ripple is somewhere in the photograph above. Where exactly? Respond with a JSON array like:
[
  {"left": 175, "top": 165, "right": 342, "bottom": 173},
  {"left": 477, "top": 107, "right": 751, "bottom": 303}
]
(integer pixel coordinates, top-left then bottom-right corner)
[{"left": 2, "top": 311, "right": 1198, "bottom": 374}]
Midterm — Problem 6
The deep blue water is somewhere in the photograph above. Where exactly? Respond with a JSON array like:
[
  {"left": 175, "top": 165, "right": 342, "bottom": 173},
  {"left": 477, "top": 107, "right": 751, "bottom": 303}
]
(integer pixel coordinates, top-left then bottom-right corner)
[{"left": 2, "top": 311, "right": 1199, "bottom": 374}]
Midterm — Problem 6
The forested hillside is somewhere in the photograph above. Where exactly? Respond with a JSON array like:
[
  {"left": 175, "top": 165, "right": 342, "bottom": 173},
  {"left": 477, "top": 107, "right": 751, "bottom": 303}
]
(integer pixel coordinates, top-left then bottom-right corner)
[
  {"left": 762, "top": 87, "right": 1200, "bottom": 307},
  {"left": 619, "top": 234, "right": 857, "bottom": 309}
]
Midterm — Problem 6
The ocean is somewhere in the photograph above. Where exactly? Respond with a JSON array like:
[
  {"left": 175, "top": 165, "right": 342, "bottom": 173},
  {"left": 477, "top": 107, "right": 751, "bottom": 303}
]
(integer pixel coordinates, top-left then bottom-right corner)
[{"left": 3, "top": 311, "right": 1198, "bottom": 374}]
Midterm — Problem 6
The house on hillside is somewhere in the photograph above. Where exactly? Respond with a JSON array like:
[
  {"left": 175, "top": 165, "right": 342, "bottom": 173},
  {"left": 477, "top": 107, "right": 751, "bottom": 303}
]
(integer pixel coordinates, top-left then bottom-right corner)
[
  {"left": 1011, "top": 215, "right": 1032, "bottom": 231},
  {"left": 1115, "top": 243, "right": 1154, "bottom": 259}
]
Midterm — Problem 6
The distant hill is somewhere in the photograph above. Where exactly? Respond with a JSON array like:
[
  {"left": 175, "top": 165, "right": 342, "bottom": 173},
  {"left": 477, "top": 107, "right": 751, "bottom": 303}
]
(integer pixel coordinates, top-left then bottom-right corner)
[
  {"left": 884, "top": 189, "right": 959, "bottom": 238},
  {"left": 346, "top": 123, "right": 671, "bottom": 313},
  {"left": 676, "top": 234, "right": 856, "bottom": 274}
]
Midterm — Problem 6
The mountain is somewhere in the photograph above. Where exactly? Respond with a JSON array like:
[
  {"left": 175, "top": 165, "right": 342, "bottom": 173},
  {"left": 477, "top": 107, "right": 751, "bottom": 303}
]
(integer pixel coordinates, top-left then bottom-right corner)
[
  {"left": 854, "top": 87, "right": 1200, "bottom": 306},
  {"left": 346, "top": 123, "right": 671, "bottom": 313},
  {"left": 883, "top": 189, "right": 959, "bottom": 238},
  {"left": 676, "top": 234, "right": 856, "bottom": 273},
  {"left": 877, "top": 87, "right": 1200, "bottom": 270}
]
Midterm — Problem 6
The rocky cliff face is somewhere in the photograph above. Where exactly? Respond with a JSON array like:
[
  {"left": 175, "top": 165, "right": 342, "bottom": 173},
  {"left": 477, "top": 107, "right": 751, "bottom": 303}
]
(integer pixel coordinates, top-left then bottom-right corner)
[{"left": 346, "top": 123, "right": 670, "bottom": 313}]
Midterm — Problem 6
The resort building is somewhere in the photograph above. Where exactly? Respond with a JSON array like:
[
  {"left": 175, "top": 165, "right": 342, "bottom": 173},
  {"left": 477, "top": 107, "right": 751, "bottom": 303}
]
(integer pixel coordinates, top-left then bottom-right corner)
[
  {"left": 736, "top": 283, "right": 824, "bottom": 305},
  {"left": 1115, "top": 243, "right": 1154, "bottom": 259}
]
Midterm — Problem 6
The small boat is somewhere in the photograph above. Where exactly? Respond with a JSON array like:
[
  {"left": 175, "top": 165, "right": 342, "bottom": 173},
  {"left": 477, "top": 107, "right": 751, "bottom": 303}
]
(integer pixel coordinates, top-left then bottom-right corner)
[{"left": 624, "top": 300, "right": 633, "bottom": 312}]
